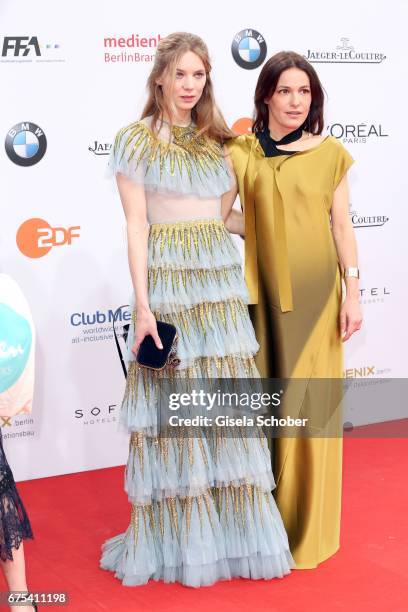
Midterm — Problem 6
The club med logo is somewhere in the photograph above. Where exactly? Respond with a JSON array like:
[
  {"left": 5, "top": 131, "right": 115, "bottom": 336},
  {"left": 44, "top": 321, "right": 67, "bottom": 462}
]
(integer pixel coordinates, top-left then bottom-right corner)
[
  {"left": 231, "top": 118, "right": 253, "bottom": 135},
  {"left": 1, "top": 36, "right": 63, "bottom": 63},
  {"left": 104, "top": 33, "right": 161, "bottom": 63},
  {"left": 231, "top": 29, "right": 267, "bottom": 70},
  {"left": 327, "top": 123, "right": 388, "bottom": 144},
  {"left": 88, "top": 141, "right": 111, "bottom": 156},
  {"left": 16, "top": 218, "right": 80, "bottom": 258},
  {"left": 305, "top": 38, "right": 386, "bottom": 64},
  {"left": 5, "top": 122, "right": 47, "bottom": 166},
  {"left": 70, "top": 305, "right": 131, "bottom": 345},
  {"left": 349, "top": 208, "right": 389, "bottom": 229},
  {"left": 70, "top": 308, "right": 131, "bottom": 327}
]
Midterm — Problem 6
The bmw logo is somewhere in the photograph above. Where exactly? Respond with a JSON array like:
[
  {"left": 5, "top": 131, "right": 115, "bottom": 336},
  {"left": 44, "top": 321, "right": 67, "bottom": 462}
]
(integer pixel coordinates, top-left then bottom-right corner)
[
  {"left": 5, "top": 122, "right": 47, "bottom": 166},
  {"left": 231, "top": 29, "right": 267, "bottom": 70}
]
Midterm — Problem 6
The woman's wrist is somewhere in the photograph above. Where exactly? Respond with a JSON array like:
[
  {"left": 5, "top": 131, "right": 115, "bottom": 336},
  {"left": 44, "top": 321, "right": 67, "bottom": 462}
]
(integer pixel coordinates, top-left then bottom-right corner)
[
  {"left": 344, "top": 284, "right": 360, "bottom": 301},
  {"left": 345, "top": 293, "right": 360, "bottom": 302},
  {"left": 136, "top": 303, "right": 151, "bottom": 316},
  {"left": 343, "top": 274, "right": 360, "bottom": 301}
]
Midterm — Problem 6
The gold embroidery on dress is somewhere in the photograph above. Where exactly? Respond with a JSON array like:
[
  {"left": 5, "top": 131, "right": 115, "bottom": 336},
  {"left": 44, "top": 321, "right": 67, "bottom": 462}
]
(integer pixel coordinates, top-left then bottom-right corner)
[
  {"left": 129, "top": 483, "right": 268, "bottom": 548},
  {"left": 152, "top": 297, "right": 245, "bottom": 337},
  {"left": 124, "top": 356, "right": 257, "bottom": 404},
  {"left": 115, "top": 121, "right": 226, "bottom": 182},
  {"left": 159, "top": 502, "right": 164, "bottom": 538},
  {"left": 196, "top": 495, "right": 203, "bottom": 533},
  {"left": 131, "top": 505, "right": 140, "bottom": 548},
  {"left": 148, "top": 266, "right": 241, "bottom": 293},
  {"left": 130, "top": 431, "right": 145, "bottom": 474},
  {"left": 150, "top": 219, "right": 227, "bottom": 260}
]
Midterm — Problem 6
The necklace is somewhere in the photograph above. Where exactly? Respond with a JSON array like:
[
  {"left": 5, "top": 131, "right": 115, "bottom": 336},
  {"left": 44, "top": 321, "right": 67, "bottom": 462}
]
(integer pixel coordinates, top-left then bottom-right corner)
[
  {"left": 160, "top": 118, "right": 197, "bottom": 146},
  {"left": 171, "top": 124, "right": 197, "bottom": 147}
]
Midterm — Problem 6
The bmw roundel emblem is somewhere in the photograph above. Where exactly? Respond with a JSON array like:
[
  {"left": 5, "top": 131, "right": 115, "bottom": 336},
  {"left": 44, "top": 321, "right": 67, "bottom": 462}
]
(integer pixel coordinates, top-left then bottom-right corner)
[
  {"left": 5, "top": 122, "right": 47, "bottom": 166},
  {"left": 231, "top": 29, "right": 267, "bottom": 70}
]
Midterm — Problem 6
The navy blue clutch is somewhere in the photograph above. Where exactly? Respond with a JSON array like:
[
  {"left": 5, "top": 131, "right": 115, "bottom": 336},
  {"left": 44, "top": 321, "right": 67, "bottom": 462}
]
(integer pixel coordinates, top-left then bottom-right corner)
[{"left": 136, "top": 320, "right": 179, "bottom": 370}]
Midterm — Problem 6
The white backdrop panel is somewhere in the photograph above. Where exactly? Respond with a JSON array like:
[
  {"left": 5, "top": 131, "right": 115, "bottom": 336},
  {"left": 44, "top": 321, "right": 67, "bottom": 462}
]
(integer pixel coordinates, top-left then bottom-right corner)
[{"left": 1, "top": 0, "right": 406, "bottom": 480}]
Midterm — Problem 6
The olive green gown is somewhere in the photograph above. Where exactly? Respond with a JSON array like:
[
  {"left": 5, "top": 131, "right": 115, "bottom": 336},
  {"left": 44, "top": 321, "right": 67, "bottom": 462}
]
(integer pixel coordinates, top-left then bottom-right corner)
[{"left": 226, "top": 134, "right": 354, "bottom": 568}]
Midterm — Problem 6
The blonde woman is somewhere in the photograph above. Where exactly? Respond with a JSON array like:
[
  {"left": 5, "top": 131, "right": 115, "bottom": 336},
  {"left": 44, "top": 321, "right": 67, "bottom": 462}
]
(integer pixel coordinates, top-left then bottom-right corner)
[{"left": 100, "top": 33, "right": 293, "bottom": 587}]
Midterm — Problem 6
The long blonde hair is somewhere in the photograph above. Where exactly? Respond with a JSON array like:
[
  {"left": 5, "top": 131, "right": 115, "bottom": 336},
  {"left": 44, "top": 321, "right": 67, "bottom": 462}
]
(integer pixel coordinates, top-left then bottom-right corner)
[{"left": 141, "top": 32, "right": 233, "bottom": 143}]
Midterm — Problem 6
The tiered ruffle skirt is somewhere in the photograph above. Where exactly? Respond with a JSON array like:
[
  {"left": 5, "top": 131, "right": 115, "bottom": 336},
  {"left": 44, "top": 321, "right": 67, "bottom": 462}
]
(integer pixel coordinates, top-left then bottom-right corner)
[{"left": 100, "top": 218, "right": 294, "bottom": 587}]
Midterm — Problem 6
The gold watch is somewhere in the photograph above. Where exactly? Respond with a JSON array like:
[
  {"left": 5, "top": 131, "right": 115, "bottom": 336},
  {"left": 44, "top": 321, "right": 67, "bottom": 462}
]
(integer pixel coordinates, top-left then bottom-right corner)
[{"left": 343, "top": 267, "right": 360, "bottom": 279}]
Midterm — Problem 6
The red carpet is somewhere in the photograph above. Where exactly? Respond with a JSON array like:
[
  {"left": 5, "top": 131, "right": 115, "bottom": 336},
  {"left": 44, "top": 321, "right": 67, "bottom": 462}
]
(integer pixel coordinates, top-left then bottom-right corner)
[{"left": 4, "top": 438, "right": 407, "bottom": 612}]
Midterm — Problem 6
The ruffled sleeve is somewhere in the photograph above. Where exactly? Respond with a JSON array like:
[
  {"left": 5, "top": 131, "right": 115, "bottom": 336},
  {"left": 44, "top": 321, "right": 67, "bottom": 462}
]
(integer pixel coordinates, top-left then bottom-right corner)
[
  {"left": 332, "top": 139, "right": 354, "bottom": 190},
  {"left": 108, "top": 120, "right": 234, "bottom": 198},
  {"left": 108, "top": 121, "right": 151, "bottom": 185}
]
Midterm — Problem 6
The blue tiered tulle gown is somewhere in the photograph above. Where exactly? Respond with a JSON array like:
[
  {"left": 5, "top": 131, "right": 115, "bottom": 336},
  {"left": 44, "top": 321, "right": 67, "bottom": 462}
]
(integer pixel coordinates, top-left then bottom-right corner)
[{"left": 100, "top": 118, "right": 294, "bottom": 587}]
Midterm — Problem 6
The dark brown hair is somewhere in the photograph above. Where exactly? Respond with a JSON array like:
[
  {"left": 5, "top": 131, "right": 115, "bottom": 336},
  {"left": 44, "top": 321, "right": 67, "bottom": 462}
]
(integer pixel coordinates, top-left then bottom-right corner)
[{"left": 253, "top": 51, "right": 325, "bottom": 134}]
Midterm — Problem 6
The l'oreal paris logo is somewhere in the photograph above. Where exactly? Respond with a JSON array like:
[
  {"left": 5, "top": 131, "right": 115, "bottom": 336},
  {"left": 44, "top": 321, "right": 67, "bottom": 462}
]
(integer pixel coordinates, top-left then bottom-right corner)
[{"left": 327, "top": 123, "right": 388, "bottom": 144}]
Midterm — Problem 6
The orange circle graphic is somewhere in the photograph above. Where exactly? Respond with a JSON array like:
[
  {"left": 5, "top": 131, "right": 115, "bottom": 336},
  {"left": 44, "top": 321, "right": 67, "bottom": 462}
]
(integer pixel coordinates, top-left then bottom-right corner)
[
  {"left": 16, "top": 218, "right": 52, "bottom": 258},
  {"left": 231, "top": 117, "right": 253, "bottom": 135}
]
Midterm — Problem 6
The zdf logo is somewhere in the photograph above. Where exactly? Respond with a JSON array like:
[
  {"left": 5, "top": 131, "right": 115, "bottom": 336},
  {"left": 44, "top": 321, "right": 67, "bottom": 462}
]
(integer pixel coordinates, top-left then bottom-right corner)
[{"left": 16, "top": 218, "right": 80, "bottom": 258}]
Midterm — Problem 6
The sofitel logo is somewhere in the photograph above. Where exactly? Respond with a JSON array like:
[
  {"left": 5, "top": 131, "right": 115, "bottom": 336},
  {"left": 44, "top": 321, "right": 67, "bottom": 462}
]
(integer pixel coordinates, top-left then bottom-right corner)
[
  {"left": 75, "top": 405, "right": 117, "bottom": 426},
  {"left": 89, "top": 141, "right": 111, "bottom": 156},
  {"left": 359, "top": 286, "right": 390, "bottom": 306},
  {"left": 305, "top": 38, "right": 386, "bottom": 64}
]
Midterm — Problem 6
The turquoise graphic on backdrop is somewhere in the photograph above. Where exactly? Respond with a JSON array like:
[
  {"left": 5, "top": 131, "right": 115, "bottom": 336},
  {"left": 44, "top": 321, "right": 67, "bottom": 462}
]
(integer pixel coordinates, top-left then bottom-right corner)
[{"left": 0, "top": 303, "right": 32, "bottom": 393}]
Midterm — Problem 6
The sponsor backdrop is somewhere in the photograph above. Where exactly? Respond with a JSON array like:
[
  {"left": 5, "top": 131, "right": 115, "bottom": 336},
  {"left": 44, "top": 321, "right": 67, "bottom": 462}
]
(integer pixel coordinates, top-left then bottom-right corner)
[{"left": 1, "top": 0, "right": 406, "bottom": 480}]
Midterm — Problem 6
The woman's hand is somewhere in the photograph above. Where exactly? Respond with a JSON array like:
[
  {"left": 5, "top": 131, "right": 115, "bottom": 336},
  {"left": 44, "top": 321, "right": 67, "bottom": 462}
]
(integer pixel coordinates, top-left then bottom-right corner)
[
  {"left": 132, "top": 308, "right": 163, "bottom": 356},
  {"left": 340, "top": 297, "right": 363, "bottom": 342}
]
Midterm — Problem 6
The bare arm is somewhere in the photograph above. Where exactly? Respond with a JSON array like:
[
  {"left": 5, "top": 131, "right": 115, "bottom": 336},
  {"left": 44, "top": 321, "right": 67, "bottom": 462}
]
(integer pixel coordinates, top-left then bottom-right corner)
[
  {"left": 221, "top": 146, "right": 245, "bottom": 235},
  {"left": 331, "top": 174, "right": 363, "bottom": 341},
  {"left": 116, "top": 173, "right": 162, "bottom": 352},
  {"left": 224, "top": 209, "right": 245, "bottom": 236}
]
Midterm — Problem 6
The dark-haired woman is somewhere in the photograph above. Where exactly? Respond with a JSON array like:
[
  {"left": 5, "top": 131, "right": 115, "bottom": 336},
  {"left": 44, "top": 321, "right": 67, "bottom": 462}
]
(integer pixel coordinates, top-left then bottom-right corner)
[
  {"left": 0, "top": 273, "right": 36, "bottom": 611},
  {"left": 225, "top": 51, "right": 362, "bottom": 569}
]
